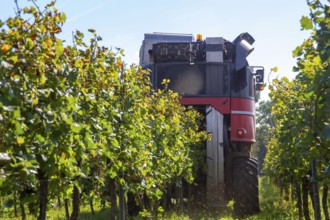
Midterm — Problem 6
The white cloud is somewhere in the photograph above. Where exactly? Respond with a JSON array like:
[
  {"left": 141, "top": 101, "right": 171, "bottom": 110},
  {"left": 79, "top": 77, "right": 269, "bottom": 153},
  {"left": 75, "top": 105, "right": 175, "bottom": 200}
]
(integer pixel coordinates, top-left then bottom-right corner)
[{"left": 66, "top": 4, "right": 102, "bottom": 24}]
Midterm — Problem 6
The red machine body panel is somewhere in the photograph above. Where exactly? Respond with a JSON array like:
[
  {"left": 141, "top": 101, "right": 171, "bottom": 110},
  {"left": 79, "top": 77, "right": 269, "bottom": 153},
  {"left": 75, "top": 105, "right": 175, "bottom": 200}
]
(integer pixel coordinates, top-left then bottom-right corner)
[
  {"left": 230, "top": 98, "right": 256, "bottom": 142},
  {"left": 180, "top": 96, "right": 256, "bottom": 143}
]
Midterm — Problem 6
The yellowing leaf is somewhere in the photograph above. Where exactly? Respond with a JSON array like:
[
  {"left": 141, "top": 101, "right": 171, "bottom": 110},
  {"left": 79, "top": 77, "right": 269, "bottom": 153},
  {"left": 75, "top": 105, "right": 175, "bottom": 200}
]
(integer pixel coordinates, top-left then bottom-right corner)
[
  {"left": 16, "top": 137, "right": 25, "bottom": 144},
  {"left": 55, "top": 39, "right": 64, "bottom": 57},
  {"left": 40, "top": 74, "right": 46, "bottom": 84},
  {"left": 32, "top": 97, "right": 39, "bottom": 105},
  {"left": 1, "top": 43, "right": 12, "bottom": 53},
  {"left": 10, "top": 55, "right": 18, "bottom": 64},
  {"left": 42, "top": 37, "right": 53, "bottom": 49},
  {"left": 8, "top": 29, "right": 14, "bottom": 36},
  {"left": 272, "top": 67, "right": 278, "bottom": 73},
  {"left": 55, "top": 15, "right": 61, "bottom": 23},
  {"left": 75, "top": 59, "right": 83, "bottom": 68},
  {"left": 61, "top": 13, "right": 67, "bottom": 22},
  {"left": 23, "top": 7, "right": 29, "bottom": 13},
  {"left": 26, "top": 37, "right": 35, "bottom": 50},
  {"left": 272, "top": 78, "right": 279, "bottom": 84},
  {"left": 117, "top": 61, "right": 123, "bottom": 67}
]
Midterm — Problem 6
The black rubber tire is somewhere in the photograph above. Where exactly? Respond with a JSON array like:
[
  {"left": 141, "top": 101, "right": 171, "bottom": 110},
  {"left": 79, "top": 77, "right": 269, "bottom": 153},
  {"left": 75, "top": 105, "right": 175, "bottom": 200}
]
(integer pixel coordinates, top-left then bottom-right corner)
[{"left": 232, "top": 157, "right": 261, "bottom": 217}]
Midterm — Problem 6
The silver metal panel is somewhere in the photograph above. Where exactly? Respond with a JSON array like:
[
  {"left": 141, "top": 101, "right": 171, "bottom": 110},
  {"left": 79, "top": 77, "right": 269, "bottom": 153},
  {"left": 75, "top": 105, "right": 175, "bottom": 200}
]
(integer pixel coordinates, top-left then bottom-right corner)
[
  {"left": 206, "top": 106, "right": 225, "bottom": 207},
  {"left": 206, "top": 37, "right": 224, "bottom": 62}
]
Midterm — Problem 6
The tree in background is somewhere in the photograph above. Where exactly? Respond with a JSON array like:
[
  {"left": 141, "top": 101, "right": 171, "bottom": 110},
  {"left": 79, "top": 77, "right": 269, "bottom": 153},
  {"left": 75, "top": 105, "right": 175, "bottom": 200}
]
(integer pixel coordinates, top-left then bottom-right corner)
[{"left": 255, "top": 100, "right": 275, "bottom": 174}]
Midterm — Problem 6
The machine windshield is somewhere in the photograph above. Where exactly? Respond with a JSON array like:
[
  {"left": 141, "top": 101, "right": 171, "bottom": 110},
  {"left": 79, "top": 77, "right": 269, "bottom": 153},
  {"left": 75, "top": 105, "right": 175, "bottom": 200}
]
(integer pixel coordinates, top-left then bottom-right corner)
[{"left": 154, "top": 63, "right": 230, "bottom": 97}]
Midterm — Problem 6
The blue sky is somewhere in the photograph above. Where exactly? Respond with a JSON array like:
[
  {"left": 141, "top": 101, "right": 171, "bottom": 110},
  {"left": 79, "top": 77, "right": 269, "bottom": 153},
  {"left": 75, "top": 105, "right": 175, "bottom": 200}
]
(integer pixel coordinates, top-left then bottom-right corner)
[{"left": 0, "top": 0, "right": 311, "bottom": 99}]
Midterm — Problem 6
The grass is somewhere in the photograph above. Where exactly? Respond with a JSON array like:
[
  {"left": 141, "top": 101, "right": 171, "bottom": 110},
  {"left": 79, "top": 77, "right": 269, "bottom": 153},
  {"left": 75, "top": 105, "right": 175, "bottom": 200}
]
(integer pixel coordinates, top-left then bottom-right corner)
[
  {"left": 0, "top": 177, "right": 300, "bottom": 219},
  {"left": 0, "top": 202, "right": 110, "bottom": 220},
  {"left": 162, "top": 177, "right": 298, "bottom": 220},
  {"left": 251, "top": 176, "right": 297, "bottom": 220}
]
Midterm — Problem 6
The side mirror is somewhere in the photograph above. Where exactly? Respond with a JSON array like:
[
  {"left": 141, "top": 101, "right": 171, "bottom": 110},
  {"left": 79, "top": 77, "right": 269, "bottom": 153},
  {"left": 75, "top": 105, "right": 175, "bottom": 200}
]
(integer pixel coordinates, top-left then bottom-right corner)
[
  {"left": 249, "top": 66, "right": 264, "bottom": 91},
  {"left": 256, "top": 69, "right": 264, "bottom": 83}
]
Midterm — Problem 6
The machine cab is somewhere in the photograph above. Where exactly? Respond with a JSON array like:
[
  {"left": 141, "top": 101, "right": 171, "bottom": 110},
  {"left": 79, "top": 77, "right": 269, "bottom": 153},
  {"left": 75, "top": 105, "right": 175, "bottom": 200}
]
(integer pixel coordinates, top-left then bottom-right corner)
[{"left": 139, "top": 32, "right": 264, "bottom": 101}]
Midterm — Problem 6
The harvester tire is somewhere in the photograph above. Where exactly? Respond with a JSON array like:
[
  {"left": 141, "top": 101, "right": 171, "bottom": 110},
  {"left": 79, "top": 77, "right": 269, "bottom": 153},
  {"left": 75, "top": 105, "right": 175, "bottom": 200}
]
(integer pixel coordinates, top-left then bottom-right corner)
[{"left": 232, "top": 157, "right": 260, "bottom": 217}]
